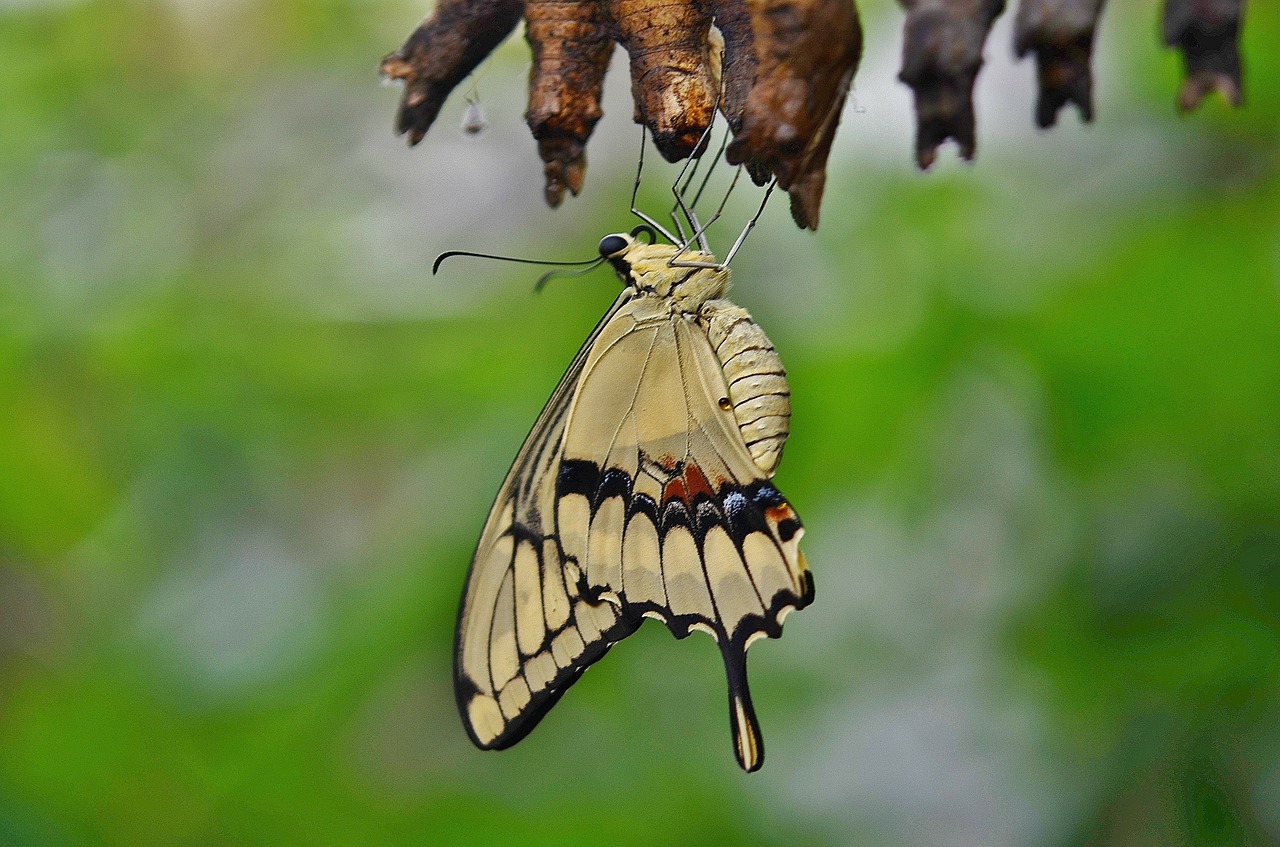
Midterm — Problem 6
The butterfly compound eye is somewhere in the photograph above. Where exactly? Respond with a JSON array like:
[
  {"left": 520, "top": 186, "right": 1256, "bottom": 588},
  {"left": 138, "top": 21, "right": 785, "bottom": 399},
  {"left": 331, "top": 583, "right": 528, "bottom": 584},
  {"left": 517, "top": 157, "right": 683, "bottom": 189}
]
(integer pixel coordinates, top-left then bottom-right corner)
[{"left": 598, "top": 234, "right": 629, "bottom": 258}]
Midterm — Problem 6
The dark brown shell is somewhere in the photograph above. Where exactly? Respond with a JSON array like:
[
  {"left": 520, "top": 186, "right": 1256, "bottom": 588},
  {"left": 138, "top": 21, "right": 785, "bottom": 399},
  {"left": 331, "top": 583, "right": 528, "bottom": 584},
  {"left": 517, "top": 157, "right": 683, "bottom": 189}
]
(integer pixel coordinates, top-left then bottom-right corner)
[{"left": 379, "top": 0, "right": 1246, "bottom": 228}]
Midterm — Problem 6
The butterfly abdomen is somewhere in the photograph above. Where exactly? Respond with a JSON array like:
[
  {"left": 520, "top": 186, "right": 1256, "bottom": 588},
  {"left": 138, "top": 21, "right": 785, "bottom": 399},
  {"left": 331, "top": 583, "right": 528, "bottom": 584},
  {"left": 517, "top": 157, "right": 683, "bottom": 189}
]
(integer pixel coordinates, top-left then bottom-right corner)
[{"left": 701, "top": 301, "right": 791, "bottom": 476}]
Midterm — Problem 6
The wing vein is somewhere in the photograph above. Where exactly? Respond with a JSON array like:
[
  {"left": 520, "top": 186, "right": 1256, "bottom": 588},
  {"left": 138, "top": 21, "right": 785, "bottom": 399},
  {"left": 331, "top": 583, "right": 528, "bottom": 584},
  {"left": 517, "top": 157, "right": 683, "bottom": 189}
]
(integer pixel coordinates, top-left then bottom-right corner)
[{"left": 598, "top": 322, "right": 663, "bottom": 602}]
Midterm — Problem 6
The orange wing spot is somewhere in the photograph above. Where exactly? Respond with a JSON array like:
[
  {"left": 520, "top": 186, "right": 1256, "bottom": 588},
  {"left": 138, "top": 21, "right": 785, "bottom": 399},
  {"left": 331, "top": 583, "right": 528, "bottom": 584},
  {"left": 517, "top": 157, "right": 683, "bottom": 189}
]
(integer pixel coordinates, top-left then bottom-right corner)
[
  {"left": 662, "top": 464, "right": 723, "bottom": 505},
  {"left": 766, "top": 504, "right": 795, "bottom": 523},
  {"left": 683, "top": 464, "right": 717, "bottom": 500}
]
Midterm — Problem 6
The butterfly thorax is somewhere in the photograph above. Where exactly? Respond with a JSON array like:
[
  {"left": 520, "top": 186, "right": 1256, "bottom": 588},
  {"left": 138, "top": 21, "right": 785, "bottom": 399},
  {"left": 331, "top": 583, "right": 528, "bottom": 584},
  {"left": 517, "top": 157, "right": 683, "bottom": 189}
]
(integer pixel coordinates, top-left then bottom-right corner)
[{"left": 610, "top": 241, "right": 730, "bottom": 313}]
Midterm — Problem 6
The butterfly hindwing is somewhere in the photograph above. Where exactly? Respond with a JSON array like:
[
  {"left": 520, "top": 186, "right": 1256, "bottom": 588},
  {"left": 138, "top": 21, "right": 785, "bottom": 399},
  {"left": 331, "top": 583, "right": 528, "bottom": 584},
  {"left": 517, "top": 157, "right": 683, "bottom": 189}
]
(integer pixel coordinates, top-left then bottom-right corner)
[{"left": 555, "top": 297, "right": 811, "bottom": 771}]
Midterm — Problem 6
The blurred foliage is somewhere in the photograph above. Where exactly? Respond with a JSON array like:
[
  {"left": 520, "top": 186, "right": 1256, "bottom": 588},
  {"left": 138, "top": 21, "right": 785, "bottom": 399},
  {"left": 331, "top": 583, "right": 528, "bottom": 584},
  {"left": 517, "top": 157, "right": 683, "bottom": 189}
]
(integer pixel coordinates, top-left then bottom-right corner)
[{"left": 1, "top": 1, "right": 1279, "bottom": 845}]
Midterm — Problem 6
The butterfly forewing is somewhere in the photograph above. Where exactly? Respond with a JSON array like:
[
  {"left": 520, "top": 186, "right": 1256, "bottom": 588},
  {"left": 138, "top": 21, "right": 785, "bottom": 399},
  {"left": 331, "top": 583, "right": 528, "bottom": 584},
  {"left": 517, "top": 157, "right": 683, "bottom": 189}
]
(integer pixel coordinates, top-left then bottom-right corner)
[{"left": 455, "top": 293, "right": 640, "bottom": 751}]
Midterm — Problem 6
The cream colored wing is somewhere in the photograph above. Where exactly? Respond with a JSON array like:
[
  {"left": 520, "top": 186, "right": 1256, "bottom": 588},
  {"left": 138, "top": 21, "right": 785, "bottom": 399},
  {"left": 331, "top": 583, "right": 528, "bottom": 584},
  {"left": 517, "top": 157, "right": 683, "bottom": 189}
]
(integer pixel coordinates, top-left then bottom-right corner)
[
  {"left": 556, "top": 297, "right": 811, "bottom": 772},
  {"left": 455, "top": 292, "right": 641, "bottom": 752}
]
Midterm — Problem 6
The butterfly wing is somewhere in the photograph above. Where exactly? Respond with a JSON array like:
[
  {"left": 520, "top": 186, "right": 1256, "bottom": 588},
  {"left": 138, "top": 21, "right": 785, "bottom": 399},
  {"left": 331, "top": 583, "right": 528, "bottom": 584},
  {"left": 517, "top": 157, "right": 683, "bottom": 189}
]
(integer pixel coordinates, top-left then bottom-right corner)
[
  {"left": 555, "top": 297, "right": 812, "bottom": 771},
  {"left": 455, "top": 291, "right": 642, "bottom": 751}
]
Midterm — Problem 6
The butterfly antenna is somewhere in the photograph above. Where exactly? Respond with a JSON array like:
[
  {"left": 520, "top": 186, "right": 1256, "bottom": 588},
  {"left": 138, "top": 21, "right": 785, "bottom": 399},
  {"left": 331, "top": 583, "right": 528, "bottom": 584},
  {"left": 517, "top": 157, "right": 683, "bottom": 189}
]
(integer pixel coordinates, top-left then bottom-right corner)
[
  {"left": 433, "top": 249, "right": 601, "bottom": 276},
  {"left": 630, "top": 126, "right": 680, "bottom": 245}
]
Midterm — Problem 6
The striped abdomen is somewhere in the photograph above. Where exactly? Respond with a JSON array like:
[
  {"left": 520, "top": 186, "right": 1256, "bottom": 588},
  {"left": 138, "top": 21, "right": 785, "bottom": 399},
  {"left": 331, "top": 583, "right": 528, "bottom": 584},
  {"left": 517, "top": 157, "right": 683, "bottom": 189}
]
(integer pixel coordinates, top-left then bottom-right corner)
[{"left": 701, "top": 301, "right": 791, "bottom": 476}]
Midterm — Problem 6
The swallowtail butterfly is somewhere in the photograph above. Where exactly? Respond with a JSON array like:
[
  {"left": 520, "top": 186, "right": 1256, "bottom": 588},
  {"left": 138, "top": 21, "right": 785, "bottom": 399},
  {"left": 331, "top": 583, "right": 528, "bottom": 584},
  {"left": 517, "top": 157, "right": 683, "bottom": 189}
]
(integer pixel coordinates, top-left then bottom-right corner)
[{"left": 454, "top": 229, "right": 810, "bottom": 772}]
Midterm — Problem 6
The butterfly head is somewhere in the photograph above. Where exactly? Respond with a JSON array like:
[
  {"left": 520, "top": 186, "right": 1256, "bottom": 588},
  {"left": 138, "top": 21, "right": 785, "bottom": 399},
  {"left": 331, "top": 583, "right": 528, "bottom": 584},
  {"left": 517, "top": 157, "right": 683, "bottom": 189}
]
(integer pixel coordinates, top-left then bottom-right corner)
[{"left": 598, "top": 232, "right": 730, "bottom": 311}]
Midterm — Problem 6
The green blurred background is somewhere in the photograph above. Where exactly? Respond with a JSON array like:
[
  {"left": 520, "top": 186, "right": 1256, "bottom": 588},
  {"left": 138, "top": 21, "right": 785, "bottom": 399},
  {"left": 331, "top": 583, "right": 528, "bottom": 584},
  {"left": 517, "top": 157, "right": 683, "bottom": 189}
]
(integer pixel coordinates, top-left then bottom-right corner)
[{"left": 2, "top": 0, "right": 1279, "bottom": 844}]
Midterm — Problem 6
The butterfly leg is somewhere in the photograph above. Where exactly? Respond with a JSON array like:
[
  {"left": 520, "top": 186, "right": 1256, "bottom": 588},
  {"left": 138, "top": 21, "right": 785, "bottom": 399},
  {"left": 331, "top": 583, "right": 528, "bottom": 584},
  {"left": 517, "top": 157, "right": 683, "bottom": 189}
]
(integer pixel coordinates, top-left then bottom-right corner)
[
  {"left": 716, "top": 178, "right": 776, "bottom": 268},
  {"left": 630, "top": 125, "right": 681, "bottom": 245},
  {"left": 668, "top": 126, "right": 730, "bottom": 245},
  {"left": 670, "top": 162, "right": 744, "bottom": 267},
  {"left": 667, "top": 81, "right": 730, "bottom": 253},
  {"left": 667, "top": 166, "right": 758, "bottom": 270},
  {"left": 685, "top": 126, "right": 733, "bottom": 219}
]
